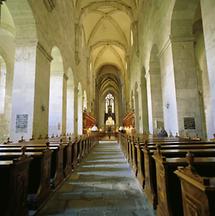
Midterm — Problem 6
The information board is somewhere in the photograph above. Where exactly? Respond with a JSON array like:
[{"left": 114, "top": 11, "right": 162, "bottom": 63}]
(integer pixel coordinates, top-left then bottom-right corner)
[
  {"left": 184, "top": 117, "right": 195, "bottom": 130},
  {"left": 16, "top": 114, "right": 28, "bottom": 133}
]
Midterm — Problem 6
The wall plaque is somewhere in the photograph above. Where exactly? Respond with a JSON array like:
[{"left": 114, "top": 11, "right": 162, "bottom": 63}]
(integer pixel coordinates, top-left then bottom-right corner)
[
  {"left": 16, "top": 114, "right": 28, "bottom": 133},
  {"left": 184, "top": 117, "right": 195, "bottom": 130}
]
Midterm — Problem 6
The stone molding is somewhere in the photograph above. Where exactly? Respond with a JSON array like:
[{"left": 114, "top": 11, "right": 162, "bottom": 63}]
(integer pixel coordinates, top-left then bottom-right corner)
[
  {"left": 63, "top": 73, "right": 68, "bottom": 80},
  {"left": 158, "top": 38, "right": 171, "bottom": 58},
  {"left": 43, "top": 0, "right": 56, "bottom": 12},
  {"left": 170, "top": 35, "right": 195, "bottom": 43},
  {"left": 37, "top": 42, "right": 53, "bottom": 62},
  {"left": 158, "top": 35, "right": 195, "bottom": 58},
  {"left": 79, "top": 1, "right": 134, "bottom": 21}
]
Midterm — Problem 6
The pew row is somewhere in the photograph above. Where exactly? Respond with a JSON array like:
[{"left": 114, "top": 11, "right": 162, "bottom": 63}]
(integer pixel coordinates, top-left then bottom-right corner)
[
  {"left": 0, "top": 134, "right": 98, "bottom": 214},
  {"left": 175, "top": 164, "right": 215, "bottom": 216},
  {"left": 0, "top": 156, "right": 32, "bottom": 216},
  {"left": 118, "top": 133, "right": 215, "bottom": 213},
  {"left": 153, "top": 152, "right": 215, "bottom": 216}
]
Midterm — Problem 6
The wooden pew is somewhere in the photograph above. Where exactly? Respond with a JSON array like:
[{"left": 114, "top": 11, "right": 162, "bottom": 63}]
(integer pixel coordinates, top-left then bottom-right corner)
[
  {"left": 0, "top": 150, "right": 52, "bottom": 209},
  {"left": 175, "top": 161, "right": 215, "bottom": 216},
  {"left": 131, "top": 137, "right": 194, "bottom": 176},
  {"left": 135, "top": 142, "right": 215, "bottom": 187},
  {"left": 0, "top": 135, "right": 96, "bottom": 212},
  {"left": 0, "top": 143, "right": 64, "bottom": 186},
  {"left": 142, "top": 143, "right": 215, "bottom": 209},
  {"left": 121, "top": 135, "right": 189, "bottom": 188},
  {"left": 0, "top": 155, "right": 32, "bottom": 216},
  {"left": 134, "top": 140, "right": 204, "bottom": 189},
  {"left": 42, "top": 140, "right": 73, "bottom": 178},
  {"left": 153, "top": 152, "right": 215, "bottom": 216},
  {"left": 136, "top": 142, "right": 145, "bottom": 188},
  {"left": 0, "top": 142, "right": 65, "bottom": 188},
  {"left": 27, "top": 149, "right": 52, "bottom": 209}
]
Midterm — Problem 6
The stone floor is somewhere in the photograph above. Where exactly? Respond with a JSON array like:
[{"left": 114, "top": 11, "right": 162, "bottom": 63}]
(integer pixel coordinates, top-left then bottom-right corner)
[{"left": 37, "top": 140, "right": 155, "bottom": 216}]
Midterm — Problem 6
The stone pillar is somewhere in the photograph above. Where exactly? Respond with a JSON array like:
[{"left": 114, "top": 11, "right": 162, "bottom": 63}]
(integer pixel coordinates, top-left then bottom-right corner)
[
  {"left": 171, "top": 36, "right": 203, "bottom": 136},
  {"left": 75, "top": 23, "right": 80, "bottom": 65},
  {"left": 140, "top": 72, "right": 149, "bottom": 133},
  {"left": 159, "top": 41, "right": 179, "bottom": 135},
  {"left": 48, "top": 63, "right": 63, "bottom": 137},
  {"left": 10, "top": 41, "right": 37, "bottom": 141},
  {"left": 131, "top": 21, "right": 139, "bottom": 56},
  {"left": 124, "top": 55, "right": 130, "bottom": 114},
  {"left": 62, "top": 73, "right": 68, "bottom": 135},
  {"left": 149, "top": 71, "right": 163, "bottom": 132},
  {"left": 145, "top": 71, "right": 153, "bottom": 134},
  {"left": 78, "top": 94, "right": 83, "bottom": 135},
  {"left": 73, "top": 86, "right": 78, "bottom": 136},
  {"left": 200, "top": 0, "right": 215, "bottom": 138},
  {"left": 66, "top": 81, "right": 75, "bottom": 135},
  {"left": 32, "top": 43, "right": 52, "bottom": 138},
  {"left": 134, "top": 85, "right": 140, "bottom": 133},
  {"left": 115, "top": 96, "right": 119, "bottom": 129}
]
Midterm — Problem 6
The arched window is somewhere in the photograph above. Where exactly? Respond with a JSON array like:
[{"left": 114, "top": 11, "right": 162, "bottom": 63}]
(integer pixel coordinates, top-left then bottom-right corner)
[
  {"left": 0, "top": 56, "right": 6, "bottom": 114},
  {"left": 105, "top": 93, "right": 114, "bottom": 114}
]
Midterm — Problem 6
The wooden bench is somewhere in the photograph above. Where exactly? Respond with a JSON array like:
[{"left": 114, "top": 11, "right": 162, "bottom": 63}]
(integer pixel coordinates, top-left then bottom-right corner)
[
  {"left": 26, "top": 149, "right": 52, "bottom": 209},
  {"left": 129, "top": 137, "right": 196, "bottom": 176},
  {"left": 153, "top": 151, "right": 215, "bottom": 216},
  {"left": 142, "top": 143, "right": 215, "bottom": 209},
  {"left": 0, "top": 150, "right": 52, "bottom": 209},
  {"left": 0, "top": 135, "right": 96, "bottom": 212},
  {"left": 0, "top": 156, "right": 32, "bottom": 215},
  {"left": 175, "top": 162, "right": 215, "bottom": 216}
]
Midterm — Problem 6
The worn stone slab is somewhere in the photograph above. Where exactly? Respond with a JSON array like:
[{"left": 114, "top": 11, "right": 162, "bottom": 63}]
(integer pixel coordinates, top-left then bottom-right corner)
[{"left": 37, "top": 141, "right": 155, "bottom": 216}]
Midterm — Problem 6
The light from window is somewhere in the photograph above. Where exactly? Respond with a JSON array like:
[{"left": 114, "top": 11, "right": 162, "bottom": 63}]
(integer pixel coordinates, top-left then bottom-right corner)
[{"left": 0, "top": 56, "right": 6, "bottom": 114}]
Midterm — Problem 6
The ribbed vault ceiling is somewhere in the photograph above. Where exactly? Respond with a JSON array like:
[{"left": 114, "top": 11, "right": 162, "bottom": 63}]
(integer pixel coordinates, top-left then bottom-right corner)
[{"left": 77, "top": 0, "right": 134, "bottom": 74}]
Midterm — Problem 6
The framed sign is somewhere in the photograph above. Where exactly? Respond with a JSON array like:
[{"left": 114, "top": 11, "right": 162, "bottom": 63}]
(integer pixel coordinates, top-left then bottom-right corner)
[
  {"left": 16, "top": 114, "right": 28, "bottom": 133},
  {"left": 184, "top": 117, "right": 195, "bottom": 130}
]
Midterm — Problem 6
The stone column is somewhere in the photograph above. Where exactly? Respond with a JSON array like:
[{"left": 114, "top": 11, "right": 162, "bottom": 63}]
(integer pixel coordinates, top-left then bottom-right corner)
[
  {"left": 140, "top": 72, "right": 149, "bottom": 133},
  {"left": 145, "top": 71, "right": 153, "bottom": 134},
  {"left": 171, "top": 36, "right": 203, "bottom": 136},
  {"left": 134, "top": 85, "right": 140, "bottom": 133},
  {"left": 61, "top": 73, "right": 68, "bottom": 135},
  {"left": 75, "top": 23, "right": 80, "bottom": 65},
  {"left": 78, "top": 94, "right": 83, "bottom": 135},
  {"left": 159, "top": 41, "right": 179, "bottom": 135},
  {"left": 73, "top": 86, "right": 78, "bottom": 136},
  {"left": 131, "top": 21, "right": 139, "bottom": 56},
  {"left": 32, "top": 43, "right": 52, "bottom": 138},
  {"left": 200, "top": 0, "right": 215, "bottom": 138},
  {"left": 66, "top": 80, "right": 75, "bottom": 135},
  {"left": 10, "top": 41, "right": 37, "bottom": 141},
  {"left": 149, "top": 53, "right": 164, "bottom": 132},
  {"left": 125, "top": 55, "right": 130, "bottom": 113}
]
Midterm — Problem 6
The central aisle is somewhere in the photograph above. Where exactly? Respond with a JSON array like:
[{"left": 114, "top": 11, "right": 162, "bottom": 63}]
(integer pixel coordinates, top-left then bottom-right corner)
[{"left": 38, "top": 141, "right": 155, "bottom": 216}]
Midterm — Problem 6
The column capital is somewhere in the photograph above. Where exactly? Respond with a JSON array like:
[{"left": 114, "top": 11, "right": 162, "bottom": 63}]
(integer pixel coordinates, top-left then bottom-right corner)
[{"left": 170, "top": 35, "right": 195, "bottom": 43}]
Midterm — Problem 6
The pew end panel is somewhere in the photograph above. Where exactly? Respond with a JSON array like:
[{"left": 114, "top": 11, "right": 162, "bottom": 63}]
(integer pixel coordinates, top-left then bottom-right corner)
[
  {"left": 0, "top": 156, "right": 32, "bottom": 216},
  {"left": 27, "top": 149, "right": 52, "bottom": 209},
  {"left": 175, "top": 166, "right": 215, "bottom": 216},
  {"left": 143, "top": 147, "right": 158, "bottom": 209}
]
